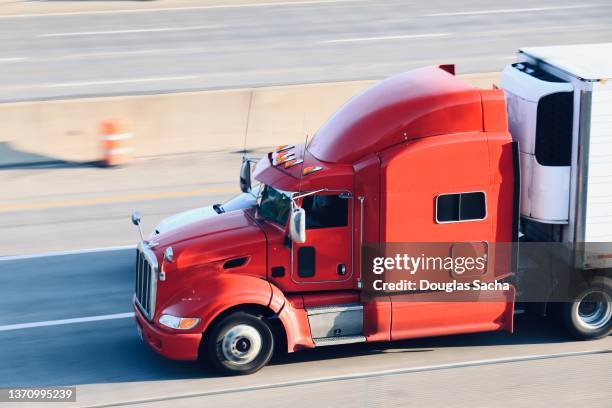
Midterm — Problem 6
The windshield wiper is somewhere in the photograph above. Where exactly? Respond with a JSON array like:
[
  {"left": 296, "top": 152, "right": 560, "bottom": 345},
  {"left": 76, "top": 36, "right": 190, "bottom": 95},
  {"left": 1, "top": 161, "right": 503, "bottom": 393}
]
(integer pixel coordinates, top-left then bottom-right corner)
[{"left": 212, "top": 204, "right": 225, "bottom": 214}]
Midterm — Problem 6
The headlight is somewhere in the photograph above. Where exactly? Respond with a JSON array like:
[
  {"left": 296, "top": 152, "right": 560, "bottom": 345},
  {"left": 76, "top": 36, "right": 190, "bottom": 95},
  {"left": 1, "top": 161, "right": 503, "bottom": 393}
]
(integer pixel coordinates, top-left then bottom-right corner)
[{"left": 158, "top": 314, "right": 200, "bottom": 330}]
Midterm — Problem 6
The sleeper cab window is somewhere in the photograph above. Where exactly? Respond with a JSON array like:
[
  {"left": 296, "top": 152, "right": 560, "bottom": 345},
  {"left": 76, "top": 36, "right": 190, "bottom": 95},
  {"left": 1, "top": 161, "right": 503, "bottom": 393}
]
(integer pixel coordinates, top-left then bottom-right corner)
[
  {"left": 302, "top": 194, "right": 349, "bottom": 229},
  {"left": 436, "top": 192, "right": 486, "bottom": 223}
]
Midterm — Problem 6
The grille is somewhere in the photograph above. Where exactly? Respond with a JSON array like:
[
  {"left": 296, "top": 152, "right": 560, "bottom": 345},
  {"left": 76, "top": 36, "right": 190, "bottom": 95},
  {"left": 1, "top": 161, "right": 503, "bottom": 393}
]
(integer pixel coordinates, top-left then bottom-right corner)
[{"left": 135, "top": 248, "right": 156, "bottom": 320}]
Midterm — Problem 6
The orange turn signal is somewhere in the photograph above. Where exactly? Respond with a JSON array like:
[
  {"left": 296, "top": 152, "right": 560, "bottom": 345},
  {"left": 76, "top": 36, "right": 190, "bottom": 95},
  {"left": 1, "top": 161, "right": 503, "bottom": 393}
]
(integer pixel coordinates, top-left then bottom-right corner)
[
  {"left": 177, "top": 318, "right": 200, "bottom": 330},
  {"left": 159, "top": 314, "right": 201, "bottom": 330},
  {"left": 302, "top": 166, "right": 323, "bottom": 176},
  {"left": 284, "top": 159, "right": 303, "bottom": 169},
  {"left": 275, "top": 144, "right": 294, "bottom": 153}
]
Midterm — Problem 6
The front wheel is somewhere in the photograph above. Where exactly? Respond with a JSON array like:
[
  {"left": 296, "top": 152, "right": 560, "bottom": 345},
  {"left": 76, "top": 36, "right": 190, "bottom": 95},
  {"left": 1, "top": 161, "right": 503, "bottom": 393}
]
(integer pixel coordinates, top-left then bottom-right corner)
[
  {"left": 204, "top": 311, "right": 274, "bottom": 375},
  {"left": 562, "top": 277, "right": 612, "bottom": 340}
]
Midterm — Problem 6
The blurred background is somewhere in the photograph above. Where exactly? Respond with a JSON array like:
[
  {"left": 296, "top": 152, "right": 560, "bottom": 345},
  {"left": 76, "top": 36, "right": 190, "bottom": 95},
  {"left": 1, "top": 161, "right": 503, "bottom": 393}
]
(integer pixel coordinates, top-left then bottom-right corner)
[
  {"left": 2, "top": 0, "right": 612, "bottom": 254},
  {"left": 0, "top": 0, "right": 611, "bottom": 406}
]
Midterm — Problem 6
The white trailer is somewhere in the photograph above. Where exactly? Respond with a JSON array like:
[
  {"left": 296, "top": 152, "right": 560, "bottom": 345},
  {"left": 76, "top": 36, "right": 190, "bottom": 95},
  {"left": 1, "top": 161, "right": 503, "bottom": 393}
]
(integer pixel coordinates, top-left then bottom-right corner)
[
  {"left": 501, "top": 43, "right": 612, "bottom": 269},
  {"left": 500, "top": 44, "right": 612, "bottom": 339}
]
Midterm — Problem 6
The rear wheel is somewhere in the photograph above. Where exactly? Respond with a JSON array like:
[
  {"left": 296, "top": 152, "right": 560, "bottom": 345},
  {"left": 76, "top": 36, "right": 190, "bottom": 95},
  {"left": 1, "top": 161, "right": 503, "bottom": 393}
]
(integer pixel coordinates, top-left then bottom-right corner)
[
  {"left": 562, "top": 277, "right": 612, "bottom": 340},
  {"left": 204, "top": 311, "right": 274, "bottom": 375}
]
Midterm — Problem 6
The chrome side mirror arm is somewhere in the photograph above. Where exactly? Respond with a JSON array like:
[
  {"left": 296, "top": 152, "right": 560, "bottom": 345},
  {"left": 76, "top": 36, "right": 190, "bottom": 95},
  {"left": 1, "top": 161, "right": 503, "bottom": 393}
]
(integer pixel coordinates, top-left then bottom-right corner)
[
  {"left": 291, "top": 188, "right": 327, "bottom": 201},
  {"left": 131, "top": 210, "right": 144, "bottom": 242}
]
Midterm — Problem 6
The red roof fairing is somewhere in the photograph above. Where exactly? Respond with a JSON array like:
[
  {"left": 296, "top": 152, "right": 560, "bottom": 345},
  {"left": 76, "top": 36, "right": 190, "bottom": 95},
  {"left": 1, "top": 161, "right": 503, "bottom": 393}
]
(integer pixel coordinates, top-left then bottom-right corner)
[{"left": 308, "top": 66, "right": 484, "bottom": 164}]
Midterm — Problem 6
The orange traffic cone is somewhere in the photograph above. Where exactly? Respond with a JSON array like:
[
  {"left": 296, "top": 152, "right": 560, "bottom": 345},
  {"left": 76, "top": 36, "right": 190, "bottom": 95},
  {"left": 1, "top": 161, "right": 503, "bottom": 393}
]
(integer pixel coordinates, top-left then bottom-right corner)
[{"left": 99, "top": 119, "right": 133, "bottom": 167}]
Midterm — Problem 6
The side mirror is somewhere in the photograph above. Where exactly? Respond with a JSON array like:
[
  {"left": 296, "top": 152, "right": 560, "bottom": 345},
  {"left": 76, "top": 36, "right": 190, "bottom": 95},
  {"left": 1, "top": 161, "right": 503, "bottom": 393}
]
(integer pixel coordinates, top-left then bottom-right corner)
[
  {"left": 240, "top": 158, "right": 251, "bottom": 193},
  {"left": 131, "top": 211, "right": 141, "bottom": 226},
  {"left": 131, "top": 210, "right": 144, "bottom": 241},
  {"left": 289, "top": 207, "right": 306, "bottom": 244}
]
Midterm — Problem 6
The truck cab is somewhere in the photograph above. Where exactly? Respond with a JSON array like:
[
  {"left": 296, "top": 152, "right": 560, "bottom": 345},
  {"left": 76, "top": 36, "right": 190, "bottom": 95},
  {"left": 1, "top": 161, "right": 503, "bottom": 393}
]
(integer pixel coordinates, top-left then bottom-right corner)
[{"left": 132, "top": 45, "right": 612, "bottom": 375}]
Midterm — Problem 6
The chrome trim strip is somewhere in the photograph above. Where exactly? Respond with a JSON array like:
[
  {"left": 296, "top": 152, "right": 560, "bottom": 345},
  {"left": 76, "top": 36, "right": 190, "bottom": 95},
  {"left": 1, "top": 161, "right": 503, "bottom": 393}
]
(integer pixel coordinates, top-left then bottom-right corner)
[
  {"left": 306, "top": 304, "right": 363, "bottom": 315},
  {"left": 135, "top": 242, "right": 158, "bottom": 321},
  {"left": 276, "top": 145, "right": 294, "bottom": 153},
  {"left": 313, "top": 335, "right": 366, "bottom": 347},
  {"left": 358, "top": 196, "right": 364, "bottom": 289},
  {"left": 573, "top": 89, "right": 592, "bottom": 268}
]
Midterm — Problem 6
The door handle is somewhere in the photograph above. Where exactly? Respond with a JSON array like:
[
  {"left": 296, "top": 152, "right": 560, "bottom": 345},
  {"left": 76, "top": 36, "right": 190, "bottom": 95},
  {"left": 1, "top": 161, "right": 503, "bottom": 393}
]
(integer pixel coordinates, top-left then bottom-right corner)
[{"left": 337, "top": 263, "right": 347, "bottom": 276}]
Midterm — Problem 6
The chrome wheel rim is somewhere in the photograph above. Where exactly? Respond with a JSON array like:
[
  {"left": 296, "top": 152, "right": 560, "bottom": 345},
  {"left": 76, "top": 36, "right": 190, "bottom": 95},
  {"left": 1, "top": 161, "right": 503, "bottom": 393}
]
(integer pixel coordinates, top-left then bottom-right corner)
[
  {"left": 221, "top": 324, "right": 262, "bottom": 364},
  {"left": 576, "top": 291, "right": 612, "bottom": 331}
]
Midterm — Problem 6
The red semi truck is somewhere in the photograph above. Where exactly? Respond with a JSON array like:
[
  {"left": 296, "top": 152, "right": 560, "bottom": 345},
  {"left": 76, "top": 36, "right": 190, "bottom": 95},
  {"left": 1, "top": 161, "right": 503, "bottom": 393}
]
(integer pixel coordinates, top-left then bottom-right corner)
[{"left": 131, "top": 44, "right": 612, "bottom": 375}]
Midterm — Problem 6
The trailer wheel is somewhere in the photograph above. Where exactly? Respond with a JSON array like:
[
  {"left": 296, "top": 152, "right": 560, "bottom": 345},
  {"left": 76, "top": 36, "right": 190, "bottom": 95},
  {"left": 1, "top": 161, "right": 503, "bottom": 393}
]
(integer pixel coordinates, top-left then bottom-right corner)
[
  {"left": 205, "top": 311, "right": 274, "bottom": 375},
  {"left": 562, "top": 277, "right": 612, "bottom": 340}
]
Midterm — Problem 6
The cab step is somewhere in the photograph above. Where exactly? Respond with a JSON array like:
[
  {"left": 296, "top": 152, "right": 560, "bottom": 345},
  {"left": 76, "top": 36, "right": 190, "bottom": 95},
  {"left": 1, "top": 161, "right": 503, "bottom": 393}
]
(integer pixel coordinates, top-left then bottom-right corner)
[
  {"left": 305, "top": 303, "right": 363, "bottom": 339},
  {"left": 313, "top": 335, "right": 366, "bottom": 347}
]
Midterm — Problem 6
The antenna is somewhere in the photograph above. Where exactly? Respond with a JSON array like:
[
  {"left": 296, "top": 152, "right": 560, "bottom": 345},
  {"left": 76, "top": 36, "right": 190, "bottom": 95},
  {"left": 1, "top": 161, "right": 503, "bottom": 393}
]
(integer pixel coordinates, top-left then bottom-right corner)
[
  {"left": 296, "top": 134, "right": 309, "bottom": 198},
  {"left": 242, "top": 91, "right": 254, "bottom": 156}
]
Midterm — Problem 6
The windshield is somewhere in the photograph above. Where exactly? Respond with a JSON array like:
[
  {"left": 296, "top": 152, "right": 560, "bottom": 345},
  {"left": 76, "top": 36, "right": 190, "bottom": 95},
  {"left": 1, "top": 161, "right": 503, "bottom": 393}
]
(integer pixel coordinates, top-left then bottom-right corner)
[
  {"left": 214, "top": 184, "right": 262, "bottom": 214},
  {"left": 258, "top": 185, "right": 292, "bottom": 226},
  {"left": 216, "top": 191, "right": 257, "bottom": 213}
]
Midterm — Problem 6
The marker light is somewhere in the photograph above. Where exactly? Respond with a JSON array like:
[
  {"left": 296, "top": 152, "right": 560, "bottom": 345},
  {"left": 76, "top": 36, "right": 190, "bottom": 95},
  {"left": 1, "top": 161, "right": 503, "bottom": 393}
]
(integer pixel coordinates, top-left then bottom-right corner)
[
  {"left": 302, "top": 166, "right": 323, "bottom": 176},
  {"left": 284, "top": 159, "right": 303, "bottom": 169},
  {"left": 274, "top": 152, "right": 295, "bottom": 165},
  {"left": 275, "top": 144, "right": 294, "bottom": 153},
  {"left": 159, "top": 315, "right": 200, "bottom": 330}
]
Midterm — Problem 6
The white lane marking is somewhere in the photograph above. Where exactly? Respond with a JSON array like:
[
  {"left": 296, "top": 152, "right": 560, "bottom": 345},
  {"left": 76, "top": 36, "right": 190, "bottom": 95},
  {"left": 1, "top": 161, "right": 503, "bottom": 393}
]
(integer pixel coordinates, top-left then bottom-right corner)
[
  {"left": 22, "top": 22, "right": 606, "bottom": 63},
  {"left": 89, "top": 349, "right": 612, "bottom": 407},
  {"left": 0, "top": 57, "right": 29, "bottom": 63},
  {"left": 320, "top": 23, "right": 607, "bottom": 45},
  {"left": 424, "top": 4, "right": 600, "bottom": 17},
  {"left": 0, "top": 60, "right": 506, "bottom": 93},
  {"left": 42, "top": 75, "right": 200, "bottom": 88},
  {"left": 0, "top": 312, "right": 134, "bottom": 332},
  {"left": 0, "top": 245, "right": 135, "bottom": 262},
  {"left": 7, "top": 46, "right": 224, "bottom": 64},
  {"left": 0, "top": 0, "right": 360, "bottom": 18},
  {"left": 321, "top": 32, "right": 451, "bottom": 43},
  {"left": 49, "top": 47, "right": 212, "bottom": 61},
  {"left": 470, "top": 23, "right": 605, "bottom": 36},
  {"left": 38, "top": 25, "right": 223, "bottom": 38}
]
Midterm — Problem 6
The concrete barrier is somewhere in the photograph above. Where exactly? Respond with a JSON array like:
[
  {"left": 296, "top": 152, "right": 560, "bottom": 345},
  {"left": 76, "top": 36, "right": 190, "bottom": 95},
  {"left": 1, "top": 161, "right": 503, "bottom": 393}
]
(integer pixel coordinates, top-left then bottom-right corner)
[{"left": 0, "top": 73, "right": 500, "bottom": 165}]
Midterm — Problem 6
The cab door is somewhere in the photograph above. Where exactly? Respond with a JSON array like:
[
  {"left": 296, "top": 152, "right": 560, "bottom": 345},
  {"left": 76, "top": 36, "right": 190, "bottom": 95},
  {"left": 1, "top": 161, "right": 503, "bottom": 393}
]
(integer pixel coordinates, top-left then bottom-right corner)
[{"left": 291, "top": 192, "right": 353, "bottom": 288}]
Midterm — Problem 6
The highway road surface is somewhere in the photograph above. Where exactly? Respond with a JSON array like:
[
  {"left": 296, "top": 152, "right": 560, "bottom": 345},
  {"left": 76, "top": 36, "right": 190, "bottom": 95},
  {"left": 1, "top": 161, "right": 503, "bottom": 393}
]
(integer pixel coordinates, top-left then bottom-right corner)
[
  {"left": 0, "top": 248, "right": 610, "bottom": 407},
  {"left": 0, "top": 150, "right": 246, "bottom": 256},
  {"left": 1, "top": 3, "right": 611, "bottom": 402},
  {"left": 1, "top": 150, "right": 611, "bottom": 406},
  {"left": 1, "top": 151, "right": 611, "bottom": 407},
  {"left": 1, "top": 0, "right": 612, "bottom": 101}
]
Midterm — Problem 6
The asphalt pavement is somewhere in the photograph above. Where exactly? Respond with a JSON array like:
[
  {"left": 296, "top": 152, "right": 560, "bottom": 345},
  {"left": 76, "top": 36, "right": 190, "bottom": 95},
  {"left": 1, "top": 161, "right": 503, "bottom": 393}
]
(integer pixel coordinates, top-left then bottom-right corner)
[
  {"left": 1, "top": 0, "right": 611, "bottom": 101},
  {"left": 1, "top": 1, "right": 611, "bottom": 405},
  {"left": 0, "top": 150, "right": 245, "bottom": 255},
  {"left": 1, "top": 149, "right": 610, "bottom": 407},
  {"left": 0, "top": 249, "right": 610, "bottom": 407},
  {"left": 1, "top": 150, "right": 611, "bottom": 407}
]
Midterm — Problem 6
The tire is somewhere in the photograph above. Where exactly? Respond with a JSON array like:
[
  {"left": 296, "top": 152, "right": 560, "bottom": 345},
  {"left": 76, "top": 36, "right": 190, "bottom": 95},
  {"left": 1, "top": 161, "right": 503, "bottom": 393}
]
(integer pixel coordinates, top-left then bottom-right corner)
[
  {"left": 204, "top": 311, "right": 274, "bottom": 375},
  {"left": 562, "top": 277, "right": 612, "bottom": 340}
]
